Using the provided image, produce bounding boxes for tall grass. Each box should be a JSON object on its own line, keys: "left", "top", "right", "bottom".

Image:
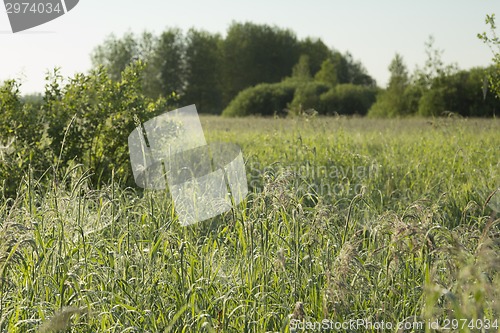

{"left": 0, "top": 117, "right": 499, "bottom": 332}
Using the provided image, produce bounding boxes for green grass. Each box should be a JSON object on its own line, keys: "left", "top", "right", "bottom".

{"left": 1, "top": 117, "right": 499, "bottom": 332}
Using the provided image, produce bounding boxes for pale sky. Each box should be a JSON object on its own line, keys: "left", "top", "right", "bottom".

{"left": 0, "top": 0, "right": 498, "bottom": 94}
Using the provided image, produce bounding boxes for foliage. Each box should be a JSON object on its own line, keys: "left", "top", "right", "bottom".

{"left": 291, "top": 55, "right": 312, "bottom": 81}
{"left": 464, "top": 67, "right": 500, "bottom": 116}
{"left": 183, "top": 29, "right": 224, "bottom": 114}
{"left": 91, "top": 23, "right": 375, "bottom": 113}
{"left": 287, "top": 81, "right": 330, "bottom": 114}
{"left": 418, "top": 67, "right": 500, "bottom": 117}
{"left": 221, "top": 22, "right": 301, "bottom": 105}
{"left": 412, "top": 36, "right": 458, "bottom": 91}
{"left": 297, "top": 37, "right": 333, "bottom": 76}
{"left": 367, "top": 36, "right": 500, "bottom": 118}
{"left": 222, "top": 48, "right": 378, "bottom": 117}
{"left": 222, "top": 81, "right": 299, "bottom": 117}
{"left": 314, "top": 58, "right": 338, "bottom": 86}
{"left": 222, "top": 80, "right": 377, "bottom": 117}
{"left": 0, "top": 80, "right": 47, "bottom": 198}
{"left": 368, "top": 53, "right": 411, "bottom": 117}
{"left": 319, "top": 83, "right": 378, "bottom": 115}
{"left": 478, "top": 14, "right": 500, "bottom": 100}
{"left": 0, "top": 63, "right": 173, "bottom": 197}
{"left": 151, "top": 28, "right": 186, "bottom": 98}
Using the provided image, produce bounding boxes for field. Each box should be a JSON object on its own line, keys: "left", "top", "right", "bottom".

{"left": 1, "top": 116, "right": 499, "bottom": 332}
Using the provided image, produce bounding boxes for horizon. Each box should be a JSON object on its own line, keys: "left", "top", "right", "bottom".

{"left": 0, "top": 0, "right": 498, "bottom": 95}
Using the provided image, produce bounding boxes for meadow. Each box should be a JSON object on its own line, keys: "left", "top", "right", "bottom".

{"left": 0, "top": 116, "right": 499, "bottom": 332}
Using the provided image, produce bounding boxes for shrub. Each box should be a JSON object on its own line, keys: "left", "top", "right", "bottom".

{"left": 223, "top": 81, "right": 377, "bottom": 117}
{"left": 42, "top": 62, "right": 172, "bottom": 185}
{"left": 417, "top": 67, "right": 500, "bottom": 117}
{"left": 0, "top": 80, "right": 48, "bottom": 198}
{"left": 0, "top": 62, "right": 174, "bottom": 198}
{"left": 222, "top": 81, "right": 299, "bottom": 117}
{"left": 287, "top": 81, "right": 330, "bottom": 114}
{"left": 417, "top": 87, "right": 447, "bottom": 117}
{"left": 319, "top": 84, "right": 378, "bottom": 115}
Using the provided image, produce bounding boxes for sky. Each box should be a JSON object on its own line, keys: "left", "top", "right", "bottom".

{"left": 0, "top": 0, "right": 499, "bottom": 94}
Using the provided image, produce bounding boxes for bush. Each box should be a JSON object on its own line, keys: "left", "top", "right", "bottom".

{"left": 0, "top": 62, "right": 174, "bottom": 198}
{"left": 417, "top": 87, "right": 447, "bottom": 117}
{"left": 222, "top": 81, "right": 299, "bottom": 117}
{"left": 466, "top": 67, "right": 500, "bottom": 117}
{"left": 319, "top": 84, "right": 378, "bottom": 115}
{"left": 223, "top": 80, "right": 378, "bottom": 117}
{"left": 368, "top": 86, "right": 421, "bottom": 118}
{"left": 42, "top": 62, "right": 173, "bottom": 185}
{"left": 287, "top": 81, "right": 330, "bottom": 113}
{"left": 0, "top": 80, "right": 48, "bottom": 198}
{"left": 418, "top": 67, "right": 500, "bottom": 117}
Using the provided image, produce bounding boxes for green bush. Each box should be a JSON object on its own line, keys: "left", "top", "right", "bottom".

{"left": 418, "top": 67, "right": 500, "bottom": 117}
{"left": 0, "top": 62, "right": 174, "bottom": 198}
{"left": 222, "top": 81, "right": 299, "bottom": 116}
{"left": 319, "top": 84, "right": 378, "bottom": 115}
{"left": 287, "top": 81, "right": 330, "bottom": 114}
{"left": 223, "top": 80, "right": 378, "bottom": 117}
{"left": 43, "top": 62, "right": 174, "bottom": 186}
{"left": 0, "top": 80, "right": 48, "bottom": 198}
{"left": 368, "top": 86, "right": 420, "bottom": 118}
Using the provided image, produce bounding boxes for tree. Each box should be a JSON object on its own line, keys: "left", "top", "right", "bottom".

{"left": 91, "top": 30, "right": 185, "bottom": 99}
{"left": 464, "top": 67, "right": 499, "bottom": 117}
{"left": 413, "top": 36, "right": 457, "bottom": 90}
{"left": 343, "top": 52, "right": 376, "bottom": 86}
{"left": 314, "top": 52, "right": 375, "bottom": 87}
{"left": 90, "top": 23, "right": 376, "bottom": 111}
{"left": 388, "top": 53, "right": 409, "bottom": 88}
{"left": 149, "top": 28, "right": 185, "bottom": 98}
{"left": 91, "top": 31, "right": 170, "bottom": 98}
{"left": 288, "top": 82, "right": 330, "bottom": 113}
{"left": 183, "top": 29, "right": 223, "bottom": 113}
{"left": 91, "top": 32, "right": 139, "bottom": 81}
{"left": 298, "top": 38, "right": 333, "bottom": 76}
{"left": 291, "top": 55, "right": 312, "bottom": 81}
{"left": 330, "top": 52, "right": 350, "bottom": 84}
{"left": 221, "top": 22, "right": 300, "bottom": 104}
{"left": 418, "top": 67, "right": 500, "bottom": 117}
{"left": 368, "top": 53, "right": 410, "bottom": 117}
{"left": 410, "top": 36, "right": 458, "bottom": 116}
{"left": 478, "top": 14, "right": 500, "bottom": 100}
{"left": 314, "top": 58, "right": 338, "bottom": 86}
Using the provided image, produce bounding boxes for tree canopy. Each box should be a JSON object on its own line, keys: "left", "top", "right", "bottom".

{"left": 22, "top": 20, "right": 500, "bottom": 118}
{"left": 90, "top": 22, "right": 375, "bottom": 114}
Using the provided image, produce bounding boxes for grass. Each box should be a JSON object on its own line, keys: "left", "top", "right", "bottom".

{"left": 0, "top": 116, "right": 499, "bottom": 332}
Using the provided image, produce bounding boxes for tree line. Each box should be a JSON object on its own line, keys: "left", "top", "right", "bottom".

{"left": 223, "top": 35, "right": 499, "bottom": 117}
{"left": 91, "top": 22, "right": 500, "bottom": 117}
{"left": 91, "top": 22, "right": 375, "bottom": 114}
